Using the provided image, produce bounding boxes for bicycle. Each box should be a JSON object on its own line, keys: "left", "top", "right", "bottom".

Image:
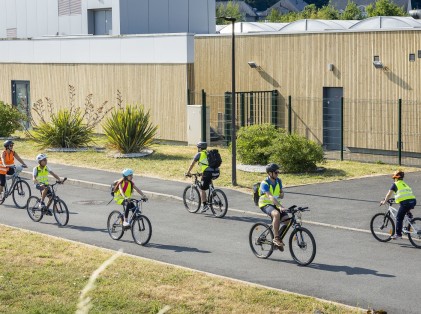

{"left": 370, "top": 198, "right": 421, "bottom": 248}
{"left": 183, "top": 173, "right": 228, "bottom": 218}
{"left": 26, "top": 178, "right": 69, "bottom": 226}
{"left": 0, "top": 164, "right": 31, "bottom": 209}
{"left": 249, "top": 205, "right": 316, "bottom": 266}
{"left": 107, "top": 198, "right": 152, "bottom": 246}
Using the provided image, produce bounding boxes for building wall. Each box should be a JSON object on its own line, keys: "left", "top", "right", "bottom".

{"left": 194, "top": 30, "right": 421, "bottom": 152}
{"left": 0, "top": 63, "right": 192, "bottom": 142}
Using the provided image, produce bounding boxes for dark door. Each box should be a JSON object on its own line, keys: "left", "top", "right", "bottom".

{"left": 323, "top": 87, "right": 343, "bottom": 150}
{"left": 11, "top": 80, "right": 30, "bottom": 128}
{"left": 89, "top": 9, "right": 112, "bottom": 35}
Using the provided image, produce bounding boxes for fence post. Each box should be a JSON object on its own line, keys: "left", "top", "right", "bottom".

{"left": 187, "top": 88, "right": 190, "bottom": 106}
{"left": 249, "top": 92, "right": 254, "bottom": 125}
{"left": 271, "top": 90, "right": 278, "bottom": 127}
{"left": 240, "top": 93, "right": 245, "bottom": 127}
{"left": 340, "top": 97, "right": 344, "bottom": 161}
{"left": 288, "top": 95, "right": 292, "bottom": 134}
{"left": 224, "top": 92, "right": 231, "bottom": 142}
{"left": 398, "top": 98, "right": 402, "bottom": 166}
{"left": 201, "top": 90, "right": 207, "bottom": 143}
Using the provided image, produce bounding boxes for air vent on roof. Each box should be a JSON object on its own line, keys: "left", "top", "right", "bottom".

{"left": 6, "top": 28, "right": 17, "bottom": 38}
{"left": 59, "top": 0, "right": 81, "bottom": 16}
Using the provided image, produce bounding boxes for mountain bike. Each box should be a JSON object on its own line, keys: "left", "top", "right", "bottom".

{"left": 107, "top": 198, "right": 152, "bottom": 246}
{"left": 26, "top": 178, "right": 69, "bottom": 226}
{"left": 183, "top": 173, "right": 228, "bottom": 218}
{"left": 0, "top": 165, "right": 31, "bottom": 208}
{"left": 370, "top": 198, "right": 421, "bottom": 248}
{"left": 249, "top": 205, "right": 316, "bottom": 266}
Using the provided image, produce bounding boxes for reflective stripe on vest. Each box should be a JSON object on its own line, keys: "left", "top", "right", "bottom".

{"left": 36, "top": 166, "right": 49, "bottom": 184}
{"left": 198, "top": 151, "right": 208, "bottom": 173}
{"left": 395, "top": 180, "right": 416, "bottom": 203}
{"left": 114, "top": 181, "right": 132, "bottom": 205}
{"left": 258, "top": 180, "right": 282, "bottom": 208}
{"left": 0, "top": 151, "right": 14, "bottom": 175}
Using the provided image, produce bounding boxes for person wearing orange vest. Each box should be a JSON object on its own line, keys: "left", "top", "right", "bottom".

{"left": 259, "top": 163, "right": 288, "bottom": 250}
{"left": 0, "top": 140, "right": 27, "bottom": 199}
{"left": 114, "top": 168, "right": 148, "bottom": 227}
{"left": 380, "top": 170, "right": 417, "bottom": 239}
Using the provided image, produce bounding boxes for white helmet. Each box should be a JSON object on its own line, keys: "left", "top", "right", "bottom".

{"left": 36, "top": 154, "right": 47, "bottom": 163}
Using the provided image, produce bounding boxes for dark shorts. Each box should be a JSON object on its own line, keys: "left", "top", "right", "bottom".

{"left": 0, "top": 168, "right": 15, "bottom": 187}
{"left": 200, "top": 171, "right": 213, "bottom": 190}
{"left": 260, "top": 204, "right": 288, "bottom": 219}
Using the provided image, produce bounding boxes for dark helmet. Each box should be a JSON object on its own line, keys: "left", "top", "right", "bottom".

{"left": 196, "top": 142, "right": 208, "bottom": 150}
{"left": 3, "top": 140, "right": 14, "bottom": 148}
{"left": 266, "top": 163, "right": 280, "bottom": 173}
{"left": 392, "top": 170, "right": 404, "bottom": 179}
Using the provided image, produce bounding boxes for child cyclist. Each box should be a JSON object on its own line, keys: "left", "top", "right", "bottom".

{"left": 0, "top": 140, "right": 27, "bottom": 198}
{"left": 114, "top": 168, "right": 148, "bottom": 227}
{"left": 33, "top": 154, "right": 63, "bottom": 211}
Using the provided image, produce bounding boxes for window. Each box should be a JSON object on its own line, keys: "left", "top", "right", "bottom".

{"left": 88, "top": 9, "right": 112, "bottom": 35}
{"left": 409, "top": 53, "right": 415, "bottom": 62}
{"left": 11, "top": 81, "right": 30, "bottom": 128}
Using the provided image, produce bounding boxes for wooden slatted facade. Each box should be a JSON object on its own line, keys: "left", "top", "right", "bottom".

{"left": 194, "top": 30, "right": 421, "bottom": 153}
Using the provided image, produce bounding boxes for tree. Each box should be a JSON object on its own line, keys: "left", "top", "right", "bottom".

{"left": 267, "top": 8, "right": 283, "bottom": 22}
{"left": 216, "top": 1, "right": 244, "bottom": 24}
{"left": 316, "top": 4, "right": 340, "bottom": 19}
{"left": 341, "top": 1, "right": 364, "bottom": 20}
{"left": 366, "top": 0, "right": 407, "bottom": 17}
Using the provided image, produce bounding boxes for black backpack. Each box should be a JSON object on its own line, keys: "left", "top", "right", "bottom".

{"left": 252, "top": 182, "right": 261, "bottom": 206}
{"left": 207, "top": 149, "right": 222, "bottom": 169}
{"left": 110, "top": 180, "right": 119, "bottom": 196}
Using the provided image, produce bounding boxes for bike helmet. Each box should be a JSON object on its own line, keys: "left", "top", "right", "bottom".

{"left": 36, "top": 154, "right": 47, "bottom": 163}
{"left": 196, "top": 141, "right": 208, "bottom": 150}
{"left": 122, "top": 168, "right": 134, "bottom": 177}
{"left": 3, "top": 140, "right": 14, "bottom": 149}
{"left": 392, "top": 170, "right": 404, "bottom": 179}
{"left": 266, "top": 163, "right": 280, "bottom": 173}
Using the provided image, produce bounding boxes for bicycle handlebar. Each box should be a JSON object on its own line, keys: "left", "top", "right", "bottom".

{"left": 285, "top": 205, "right": 309, "bottom": 213}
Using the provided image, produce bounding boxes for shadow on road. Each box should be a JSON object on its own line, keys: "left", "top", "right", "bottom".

{"left": 147, "top": 243, "right": 211, "bottom": 253}
{"left": 214, "top": 215, "right": 264, "bottom": 224}
{"left": 286, "top": 191, "right": 379, "bottom": 204}
{"left": 307, "top": 262, "right": 395, "bottom": 277}
{"left": 66, "top": 224, "right": 108, "bottom": 233}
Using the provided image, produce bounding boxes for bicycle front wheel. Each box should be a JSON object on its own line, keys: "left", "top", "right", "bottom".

{"left": 131, "top": 215, "right": 152, "bottom": 246}
{"left": 407, "top": 217, "right": 421, "bottom": 249}
{"left": 53, "top": 199, "right": 69, "bottom": 226}
{"left": 289, "top": 227, "right": 316, "bottom": 266}
{"left": 370, "top": 213, "right": 395, "bottom": 242}
{"left": 107, "top": 210, "right": 124, "bottom": 240}
{"left": 12, "top": 180, "right": 31, "bottom": 209}
{"left": 249, "top": 223, "right": 274, "bottom": 259}
{"left": 26, "top": 196, "right": 43, "bottom": 222}
{"left": 183, "top": 186, "right": 201, "bottom": 213}
{"left": 209, "top": 189, "right": 228, "bottom": 218}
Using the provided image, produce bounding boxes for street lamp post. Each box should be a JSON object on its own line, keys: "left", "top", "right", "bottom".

{"left": 223, "top": 16, "right": 237, "bottom": 186}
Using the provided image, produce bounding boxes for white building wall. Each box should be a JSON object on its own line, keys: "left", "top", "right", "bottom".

{"left": 0, "top": 0, "right": 7, "bottom": 38}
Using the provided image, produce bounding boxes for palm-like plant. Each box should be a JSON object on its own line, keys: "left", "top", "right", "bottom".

{"left": 103, "top": 105, "right": 158, "bottom": 154}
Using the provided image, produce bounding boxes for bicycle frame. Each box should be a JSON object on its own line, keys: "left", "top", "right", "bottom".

{"left": 190, "top": 173, "right": 215, "bottom": 203}
{"left": 4, "top": 167, "right": 23, "bottom": 197}
{"left": 384, "top": 201, "right": 415, "bottom": 233}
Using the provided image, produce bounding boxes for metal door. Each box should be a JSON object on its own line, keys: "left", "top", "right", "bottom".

{"left": 11, "top": 81, "right": 30, "bottom": 128}
{"left": 323, "top": 87, "right": 343, "bottom": 150}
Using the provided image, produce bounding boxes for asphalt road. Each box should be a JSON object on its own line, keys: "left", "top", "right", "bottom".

{"left": 1, "top": 181, "right": 420, "bottom": 313}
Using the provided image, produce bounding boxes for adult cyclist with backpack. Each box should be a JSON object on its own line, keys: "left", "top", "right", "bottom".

{"left": 258, "top": 163, "right": 288, "bottom": 250}
{"left": 186, "top": 141, "right": 221, "bottom": 212}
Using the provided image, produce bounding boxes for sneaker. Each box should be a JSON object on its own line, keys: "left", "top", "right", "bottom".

{"left": 391, "top": 234, "right": 402, "bottom": 240}
{"left": 46, "top": 209, "right": 53, "bottom": 216}
{"left": 38, "top": 202, "right": 45, "bottom": 209}
{"left": 200, "top": 204, "right": 210, "bottom": 213}
{"left": 123, "top": 221, "right": 130, "bottom": 227}
{"left": 273, "top": 237, "right": 284, "bottom": 251}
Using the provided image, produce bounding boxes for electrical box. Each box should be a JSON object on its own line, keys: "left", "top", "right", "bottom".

{"left": 187, "top": 105, "right": 210, "bottom": 146}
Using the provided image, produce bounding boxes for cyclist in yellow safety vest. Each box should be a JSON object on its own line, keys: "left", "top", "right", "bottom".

{"left": 380, "top": 170, "right": 417, "bottom": 239}
{"left": 114, "top": 168, "right": 148, "bottom": 227}
{"left": 33, "top": 154, "right": 63, "bottom": 211}
{"left": 259, "top": 163, "right": 288, "bottom": 251}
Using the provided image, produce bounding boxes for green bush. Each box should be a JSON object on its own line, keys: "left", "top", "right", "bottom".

{"left": 31, "top": 109, "right": 94, "bottom": 148}
{"left": 103, "top": 105, "right": 158, "bottom": 154}
{"left": 0, "top": 101, "right": 27, "bottom": 137}
{"left": 272, "top": 133, "right": 325, "bottom": 173}
{"left": 236, "top": 124, "right": 282, "bottom": 165}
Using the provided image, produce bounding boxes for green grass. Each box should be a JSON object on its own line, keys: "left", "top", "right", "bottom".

{"left": 0, "top": 225, "right": 362, "bottom": 314}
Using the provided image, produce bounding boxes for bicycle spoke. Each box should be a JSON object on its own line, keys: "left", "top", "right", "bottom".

{"left": 370, "top": 213, "right": 394, "bottom": 242}
{"left": 407, "top": 217, "right": 421, "bottom": 248}
{"left": 53, "top": 200, "right": 69, "bottom": 226}
{"left": 107, "top": 210, "right": 124, "bottom": 240}
{"left": 289, "top": 227, "right": 316, "bottom": 266}
{"left": 131, "top": 215, "right": 152, "bottom": 246}
{"left": 12, "top": 180, "right": 31, "bottom": 209}
{"left": 249, "top": 223, "right": 274, "bottom": 259}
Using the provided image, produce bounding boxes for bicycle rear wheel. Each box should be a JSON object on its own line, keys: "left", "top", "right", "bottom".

{"left": 209, "top": 189, "right": 228, "bottom": 218}
{"left": 183, "top": 186, "right": 201, "bottom": 213}
{"left": 26, "top": 196, "right": 43, "bottom": 222}
{"left": 249, "top": 223, "right": 274, "bottom": 259}
{"left": 131, "top": 215, "right": 152, "bottom": 246}
{"left": 53, "top": 199, "right": 69, "bottom": 226}
{"left": 12, "top": 180, "right": 31, "bottom": 209}
{"left": 370, "top": 213, "right": 395, "bottom": 242}
{"left": 289, "top": 227, "right": 316, "bottom": 266}
{"left": 107, "top": 210, "right": 124, "bottom": 240}
{"left": 407, "top": 217, "right": 421, "bottom": 249}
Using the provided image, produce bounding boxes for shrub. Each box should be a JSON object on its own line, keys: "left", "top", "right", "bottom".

{"left": 103, "top": 104, "right": 158, "bottom": 154}
{"left": 236, "top": 124, "right": 284, "bottom": 165}
{"left": 0, "top": 101, "right": 27, "bottom": 137}
{"left": 272, "top": 133, "right": 324, "bottom": 173}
